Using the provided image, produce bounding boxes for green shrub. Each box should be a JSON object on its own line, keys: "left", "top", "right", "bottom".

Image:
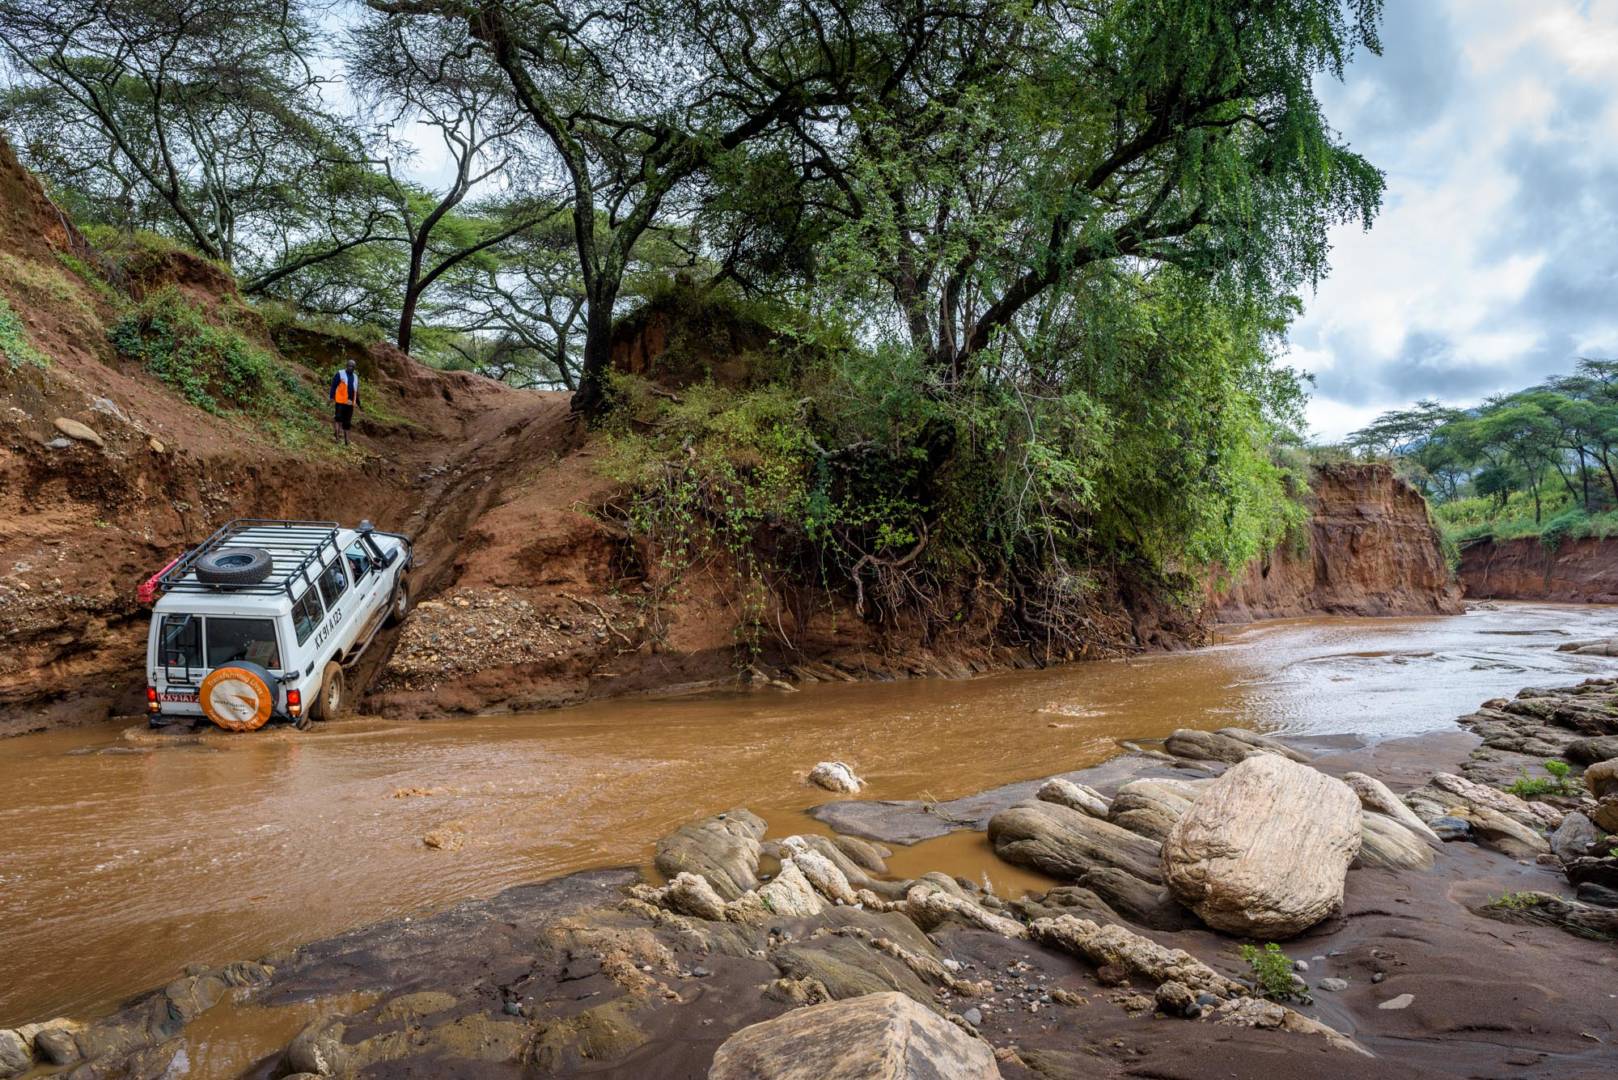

{"left": 0, "top": 294, "right": 47, "bottom": 368}
{"left": 1239, "top": 943, "right": 1298, "bottom": 1001}
{"left": 1539, "top": 508, "right": 1584, "bottom": 552}
{"left": 108, "top": 286, "right": 319, "bottom": 441}
{"left": 597, "top": 273, "right": 1309, "bottom": 663}
{"left": 1505, "top": 759, "right": 1580, "bottom": 798}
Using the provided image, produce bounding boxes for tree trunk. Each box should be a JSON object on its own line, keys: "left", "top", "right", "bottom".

{"left": 571, "top": 287, "right": 618, "bottom": 418}
{"left": 1599, "top": 446, "right": 1618, "bottom": 503}
{"left": 397, "top": 287, "right": 420, "bottom": 354}
{"left": 398, "top": 242, "right": 426, "bottom": 353}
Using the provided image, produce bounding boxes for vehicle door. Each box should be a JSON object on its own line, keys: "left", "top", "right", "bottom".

{"left": 153, "top": 612, "right": 207, "bottom": 712}
{"left": 343, "top": 540, "right": 386, "bottom": 632}
{"left": 314, "top": 557, "right": 353, "bottom": 658}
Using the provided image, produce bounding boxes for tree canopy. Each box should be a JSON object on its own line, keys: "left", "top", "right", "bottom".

{"left": 1, "top": 0, "right": 1391, "bottom": 650}
{"left": 1348, "top": 359, "right": 1618, "bottom": 531}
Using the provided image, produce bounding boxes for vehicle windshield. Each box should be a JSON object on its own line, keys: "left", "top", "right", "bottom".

{"left": 205, "top": 617, "right": 281, "bottom": 669}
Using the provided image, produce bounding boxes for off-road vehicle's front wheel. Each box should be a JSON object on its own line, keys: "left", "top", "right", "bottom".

{"left": 311, "top": 662, "right": 345, "bottom": 723}
{"left": 384, "top": 575, "right": 412, "bottom": 627}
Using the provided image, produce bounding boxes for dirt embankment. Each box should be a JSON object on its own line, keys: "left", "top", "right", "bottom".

{"left": 1214, "top": 463, "right": 1463, "bottom": 622}
{"left": 1459, "top": 537, "right": 1618, "bottom": 604}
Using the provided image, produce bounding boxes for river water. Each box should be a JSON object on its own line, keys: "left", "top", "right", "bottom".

{"left": 3, "top": 602, "right": 1616, "bottom": 1029}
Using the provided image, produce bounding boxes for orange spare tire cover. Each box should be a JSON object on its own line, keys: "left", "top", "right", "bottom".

{"left": 200, "top": 665, "right": 274, "bottom": 731}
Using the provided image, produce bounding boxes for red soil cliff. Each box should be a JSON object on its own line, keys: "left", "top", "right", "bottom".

{"left": 1215, "top": 463, "right": 1462, "bottom": 622}
{"left": 1458, "top": 537, "right": 1618, "bottom": 603}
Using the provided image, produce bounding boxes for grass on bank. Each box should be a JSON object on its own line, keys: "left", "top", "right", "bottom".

{"left": 0, "top": 292, "right": 48, "bottom": 368}
{"left": 1434, "top": 488, "right": 1618, "bottom": 550}
{"left": 108, "top": 285, "right": 326, "bottom": 448}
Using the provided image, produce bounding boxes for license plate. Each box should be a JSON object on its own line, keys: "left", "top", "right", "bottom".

{"left": 160, "top": 690, "right": 198, "bottom": 703}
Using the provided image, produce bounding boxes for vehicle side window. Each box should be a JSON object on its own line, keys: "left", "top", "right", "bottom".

{"left": 318, "top": 558, "right": 348, "bottom": 609}
{"left": 345, "top": 543, "right": 374, "bottom": 584}
{"left": 292, "top": 586, "right": 324, "bottom": 645}
{"left": 160, "top": 614, "right": 202, "bottom": 668}
{"left": 206, "top": 617, "right": 281, "bottom": 669}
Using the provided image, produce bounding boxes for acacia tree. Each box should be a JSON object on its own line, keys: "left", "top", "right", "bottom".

{"left": 348, "top": 12, "right": 568, "bottom": 352}
{"left": 0, "top": 0, "right": 381, "bottom": 283}
{"left": 422, "top": 211, "right": 585, "bottom": 386}
{"left": 367, "top": 0, "right": 895, "bottom": 415}
{"left": 743, "top": 0, "right": 1387, "bottom": 380}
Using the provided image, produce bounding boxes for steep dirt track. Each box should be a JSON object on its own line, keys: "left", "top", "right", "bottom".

{"left": 344, "top": 392, "right": 577, "bottom": 700}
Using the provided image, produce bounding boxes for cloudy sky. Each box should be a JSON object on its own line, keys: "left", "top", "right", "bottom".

{"left": 1289, "top": 0, "right": 1618, "bottom": 442}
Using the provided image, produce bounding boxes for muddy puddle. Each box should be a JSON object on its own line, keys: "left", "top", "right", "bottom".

{"left": 3, "top": 602, "right": 1617, "bottom": 1032}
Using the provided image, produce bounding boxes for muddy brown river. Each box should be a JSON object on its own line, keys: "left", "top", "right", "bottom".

{"left": 4, "top": 603, "right": 1617, "bottom": 1034}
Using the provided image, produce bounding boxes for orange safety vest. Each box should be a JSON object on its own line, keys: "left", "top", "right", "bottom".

{"left": 334, "top": 376, "right": 350, "bottom": 405}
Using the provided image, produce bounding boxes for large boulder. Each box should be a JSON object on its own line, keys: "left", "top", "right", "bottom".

{"left": 1593, "top": 797, "right": 1618, "bottom": 834}
{"left": 1106, "top": 779, "right": 1197, "bottom": 841}
{"left": 0, "top": 1030, "right": 30, "bottom": 1079}
{"left": 1343, "top": 772, "right": 1442, "bottom": 845}
{"left": 1161, "top": 755, "right": 1361, "bottom": 939}
{"left": 809, "top": 762, "right": 864, "bottom": 793}
{"left": 1429, "top": 772, "right": 1561, "bottom": 830}
{"left": 1356, "top": 811, "right": 1434, "bottom": 871}
{"left": 988, "top": 800, "right": 1163, "bottom": 883}
{"left": 1036, "top": 777, "right": 1109, "bottom": 818}
{"left": 1551, "top": 812, "right": 1601, "bottom": 863}
{"left": 757, "top": 859, "right": 827, "bottom": 918}
{"left": 1078, "top": 867, "right": 1195, "bottom": 931}
{"left": 708, "top": 991, "right": 1001, "bottom": 1080}
{"left": 654, "top": 809, "right": 766, "bottom": 900}
{"left": 1584, "top": 758, "right": 1618, "bottom": 799}
{"left": 1466, "top": 804, "right": 1552, "bottom": 858}
{"left": 1163, "top": 728, "right": 1261, "bottom": 764}
{"left": 1566, "top": 735, "right": 1618, "bottom": 765}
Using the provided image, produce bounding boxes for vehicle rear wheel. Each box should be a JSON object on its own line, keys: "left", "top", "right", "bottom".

{"left": 384, "top": 574, "right": 412, "bottom": 627}
{"left": 311, "top": 662, "right": 345, "bottom": 723}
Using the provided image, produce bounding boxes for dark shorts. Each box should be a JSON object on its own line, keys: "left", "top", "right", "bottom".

{"left": 334, "top": 403, "right": 354, "bottom": 428}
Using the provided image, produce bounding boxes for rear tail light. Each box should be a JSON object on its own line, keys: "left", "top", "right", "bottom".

{"left": 287, "top": 689, "right": 302, "bottom": 717}
{"left": 146, "top": 686, "right": 159, "bottom": 714}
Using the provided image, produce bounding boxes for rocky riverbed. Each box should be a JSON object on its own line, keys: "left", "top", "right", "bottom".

{"left": 6, "top": 679, "right": 1618, "bottom": 1079}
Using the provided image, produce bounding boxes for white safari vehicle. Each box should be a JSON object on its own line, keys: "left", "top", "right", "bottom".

{"left": 144, "top": 519, "right": 413, "bottom": 731}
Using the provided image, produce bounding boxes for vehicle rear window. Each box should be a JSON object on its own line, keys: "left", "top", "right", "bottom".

{"left": 318, "top": 558, "right": 348, "bottom": 609}
{"left": 159, "top": 614, "right": 202, "bottom": 668}
{"left": 206, "top": 617, "right": 281, "bottom": 669}
{"left": 291, "top": 586, "right": 324, "bottom": 645}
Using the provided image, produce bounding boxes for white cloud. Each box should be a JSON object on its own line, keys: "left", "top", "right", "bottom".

{"left": 1289, "top": 0, "right": 1618, "bottom": 442}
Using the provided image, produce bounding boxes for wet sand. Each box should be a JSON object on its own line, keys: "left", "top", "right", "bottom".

{"left": 3, "top": 602, "right": 1616, "bottom": 1028}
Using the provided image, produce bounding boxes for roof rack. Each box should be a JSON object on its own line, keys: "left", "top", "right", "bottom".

{"left": 157, "top": 519, "right": 343, "bottom": 600}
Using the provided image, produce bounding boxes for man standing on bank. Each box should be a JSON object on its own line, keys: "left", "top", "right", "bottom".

{"left": 330, "top": 358, "right": 359, "bottom": 446}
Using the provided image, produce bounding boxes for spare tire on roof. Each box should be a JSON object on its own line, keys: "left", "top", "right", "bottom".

{"left": 195, "top": 547, "right": 274, "bottom": 585}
